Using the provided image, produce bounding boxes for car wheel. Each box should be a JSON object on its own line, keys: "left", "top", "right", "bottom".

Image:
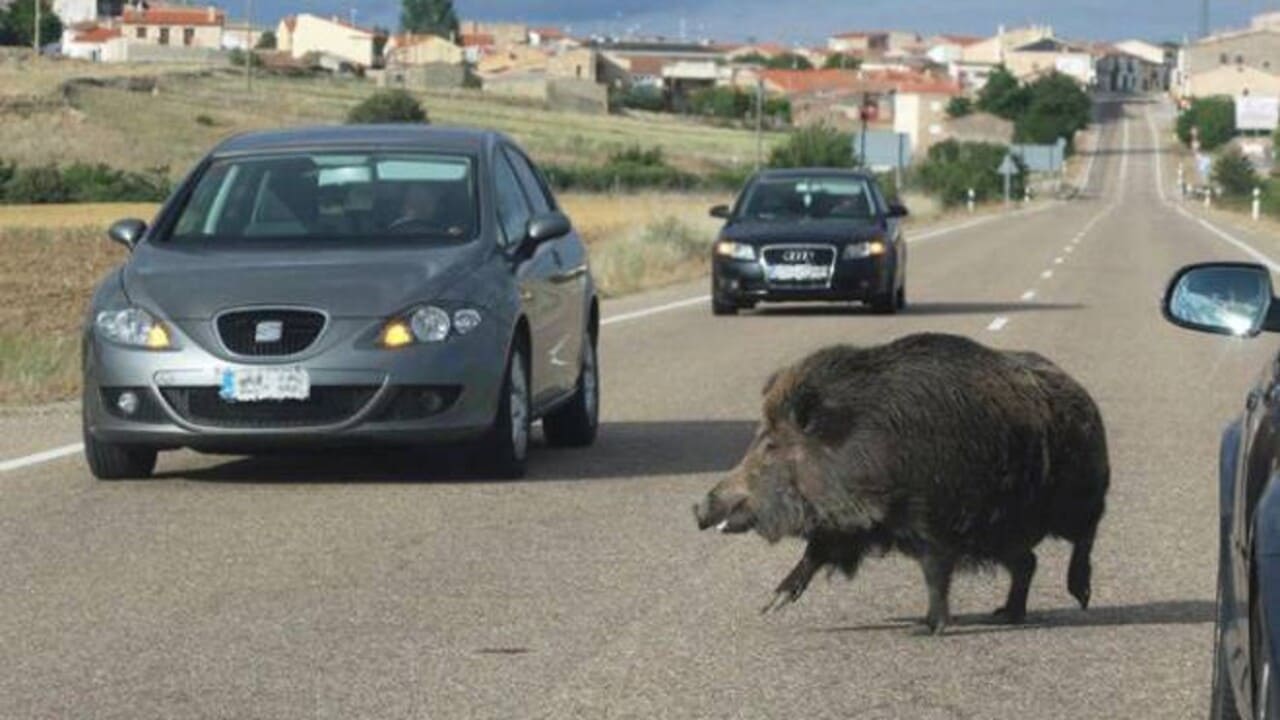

{"left": 543, "top": 335, "right": 599, "bottom": 448}
{"left": 870, "top": 290, "right": 897, "bottom": 315}
{"left": 476, "top": 345, "right": 530, "bottom": 479}
{"left": 1211, "top": 565, "right": 1244, "bottom": 720}
{"left": 82, "top": 411, "right": 157, "bottom": 481}
{"left": 712, "top": 295, "right": 739, "bottom": 316}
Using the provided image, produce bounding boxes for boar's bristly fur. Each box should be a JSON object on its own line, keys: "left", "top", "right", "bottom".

{"left": 693, "top": 333, "right": 1109, "bottom": 634}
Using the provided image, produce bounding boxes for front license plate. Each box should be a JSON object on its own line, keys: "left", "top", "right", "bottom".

{"left": 219, "top": 367, "right": 311, "bottom": 402}
{"left": 768, "top": 264, "right": 829, "bottom": 282}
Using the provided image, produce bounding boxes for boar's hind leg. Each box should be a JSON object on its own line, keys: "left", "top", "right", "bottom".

{"left": 919, "top": 552, "right": 956, "bottom": 636}
{"left": 1067, "top": 524, "right": 1096, "bottom": 610}
{"left": 993, "top": 548, "right": 1037, "bottom": 624}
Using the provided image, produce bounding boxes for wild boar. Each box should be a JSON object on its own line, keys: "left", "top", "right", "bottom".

{"left": 693, "top": 333, "right": 1109, "bottom": 635}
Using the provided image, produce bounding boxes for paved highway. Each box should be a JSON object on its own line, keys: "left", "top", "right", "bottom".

{"left": 3, "top": 99, "right": 1278, "bottom": 718}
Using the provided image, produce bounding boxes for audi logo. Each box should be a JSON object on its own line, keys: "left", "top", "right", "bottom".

{"left": 781, "top": 249, "right": 815, "bottom": 263}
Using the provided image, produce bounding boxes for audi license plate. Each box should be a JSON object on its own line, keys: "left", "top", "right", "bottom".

{"left": 768, "top": 264, "right": 829, "bottom": 282}
{"left": 219, "top": 367, "right": 310, "bottom": 403}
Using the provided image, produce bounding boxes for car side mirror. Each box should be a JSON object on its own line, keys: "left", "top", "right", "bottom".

{"left": 108, "top": 218, "right": 147, "bottom": 250}
{"left": 886, "top": 203, "right": 909, "bottom": 219}
{"left": 1163, "top": 262, "right": 1276, "bottom": 338}
{"left": 709, "top": 204, "right": 731, "bottom": 219}
{"left": 525, "top": 211, "right": 571, "bottom": 247}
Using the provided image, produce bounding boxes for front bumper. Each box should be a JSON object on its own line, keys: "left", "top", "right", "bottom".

{"left": 84, "top": 316, "right": 508, "bottom": 452}
{"left": 712, "top": 255, "right": 894, "bottom": 303}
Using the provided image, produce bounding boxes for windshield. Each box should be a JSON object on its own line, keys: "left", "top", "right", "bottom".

{"left": 738, "top": 176, "right": 879, "bottom": 221}
{"left": 168, "top": 151, "right": 477, "bottom": 242}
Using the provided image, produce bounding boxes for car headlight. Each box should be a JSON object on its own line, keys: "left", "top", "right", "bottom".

{"left": 843, "top": 240, "right": 887, "bottom": 260}
{"left": 95, "top": 307, "right": 174, "bottom": 350}
{"left": 381, "top": 305, "right": 482, "bottom": 348}
{"left": 715, "top": 241, "right": 756, "bottom": 261}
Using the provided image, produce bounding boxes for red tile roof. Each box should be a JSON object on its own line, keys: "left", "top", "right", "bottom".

{"left": 936, "top": 34, "right": 984, "bottom": 47}
{"left": 762, "top": 69, "right": 860, "bottom": 94}
{"left": 459, "top": 33, "right": 494, "bottom": 47}
{"left": 73, "top": 26, "right": 121, "bottom": 43}
{"left": 532, "top": 26, "right": 567, "bottom": 39}
{"left": 122, "top": 5, "right": 225, "bottom": 27}
{"left": 627, "top": 56, "right": 671, "bottom": 76}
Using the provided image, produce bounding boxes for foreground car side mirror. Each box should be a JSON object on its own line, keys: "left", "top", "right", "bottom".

{"left": 709, "top": 204, "right": 731, "bottom": 219}
{"left": 1163, "top": 262, "right": 1277, "bottom": 338}
{"left": 108, "top": 218, "right": 147, "bottom": 251}
{"left": 525, "top": 211, "right": 571, "bottom": 247}
{"left": 886, "top": 203, "right": 909, "bottom": 219}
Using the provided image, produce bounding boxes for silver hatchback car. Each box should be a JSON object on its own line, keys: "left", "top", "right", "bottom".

{"left": 82, "top": 125, "right": 599, "bottom": 480}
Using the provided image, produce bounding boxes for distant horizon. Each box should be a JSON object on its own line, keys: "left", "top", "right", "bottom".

{"left": 228, "top": 0, "right": 1280, "bottom": 45}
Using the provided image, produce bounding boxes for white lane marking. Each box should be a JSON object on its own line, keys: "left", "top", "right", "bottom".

{"left": 1020, "top": 290, "right": 1037, "bottom": 301}
{"left": 1118, "top": 115, "right": 1130, "bottom": 197}
{"left": 601, "top": 295, "right": 710, "bottom": 326}
{"left": 1174, "top": 205, "right": 1280, "bottom": 272}
{"left": 987, "top": 316, "right": 1010, "bottom": 332}
{"left": 1054, "top": 257, "right": 1064, "bottom": 264}
{"left": 1041, "top": 270, "right": 1054, "bottom": 279}
{"left": 1144, "top": 107, "right": 1169, "bottom": 203}
{"left": 0, "top": 443, "right": 83, "bottom": 474}
{"left": 1065, "top": 246, "right": 1074, "bottom": 254}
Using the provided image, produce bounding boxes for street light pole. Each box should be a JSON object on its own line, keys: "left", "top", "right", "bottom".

{"left": 245, "top": 0, "right": 254, "bottom": 91}
{"left": 34, "top": 0, "right": 41, "bottom": 54}
{"left": 755, "top": 78, "right": 764, "bottom": 170}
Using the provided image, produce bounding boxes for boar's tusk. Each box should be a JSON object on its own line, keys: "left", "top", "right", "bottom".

{"left": 715, "top": 520, "right": 729, "bottom": 532}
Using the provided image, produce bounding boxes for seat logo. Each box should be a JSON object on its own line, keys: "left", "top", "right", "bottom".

{"left": 781, "top": 249, "right": 815, "bottom": 264}
{"left": 255, "top": 320, "right": 284, "bottom": 343}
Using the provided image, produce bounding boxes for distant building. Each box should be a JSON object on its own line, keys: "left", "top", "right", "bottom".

{"left": 1004, "top": 37, "right": 1095, "bottom": 86}
{"left": 53, "top": 0, "right": 97, "bottom": 26}
{"left": 277, "top": 13, "right": 375, "bottom": 68}
{"left": 1096, "top": 48, "right": 1166, "bottom": 93}
{"left": 62, "top": 25, "right": 120, "bottom": 60}
{"left": 1183, "top": 63, "right": 1280, "bottom": 99}
{"left": 827, "top": 31, "right": 888, "bottom": 56}
{"left": 893, "top": 77, "right": 963, "bottom": 154}
{"left": 122, "top": 4, "right": 225, "bottom": 49}
{"left": 961, "top": 25, "right": 1052, "bottom": 65}
{"left": 459, "top": 20, "right": 528, "bottom": 48}
{"left": 1181, "top": 26, "right": 1280, "bottom": 83}
{"left": 386, "top": 33, "right": 464, "bottom": 66}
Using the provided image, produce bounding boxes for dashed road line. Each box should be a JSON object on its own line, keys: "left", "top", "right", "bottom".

{"left": 1041, "top": 270, "right": 1054, "bottom": 279}
{"left": 1020, "top": 290, "right": 1037, "bottom": 301}
{"left": 986, "top": 316, "right": 1010, "bottom": 332}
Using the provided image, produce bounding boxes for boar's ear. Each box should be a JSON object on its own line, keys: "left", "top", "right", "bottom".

{"left": 762, "top": 369, "right": 782, "bottom": 396}
{"left": 790, "top": 383, "right": 830, "bottom": 437}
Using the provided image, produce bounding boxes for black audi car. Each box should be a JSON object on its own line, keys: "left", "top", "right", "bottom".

{"left": 1162, "top": 262, "right": 1280, "bottom": 719}
{"left": 709, "top": 168, "right": 908, "bottom": 315}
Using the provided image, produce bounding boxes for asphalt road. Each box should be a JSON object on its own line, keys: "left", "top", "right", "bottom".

{"left": 3, "top": 98, "right": 1279, "bottom": 719}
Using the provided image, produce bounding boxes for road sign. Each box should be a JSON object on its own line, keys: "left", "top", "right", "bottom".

{"left": 998, "top": 155, "right": 1019, "bottom": 176}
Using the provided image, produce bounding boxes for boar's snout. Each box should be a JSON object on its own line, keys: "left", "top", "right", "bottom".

{"left": 693, "top": 482, "right": 755, "bottom": 534}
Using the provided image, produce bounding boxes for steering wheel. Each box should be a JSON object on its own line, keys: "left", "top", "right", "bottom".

{"left": 387, "top": 216, "right": 437, "bottom": 232}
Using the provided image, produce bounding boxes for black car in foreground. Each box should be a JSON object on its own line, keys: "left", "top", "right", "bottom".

{"left": 82, "top": 125, "right": 599, "bottom": 481}
{"left": 1163, "top": 262, "right": 1280, "bottom": 719}
{"left": 709, "top": 168, "right": 908, "bottom": 315}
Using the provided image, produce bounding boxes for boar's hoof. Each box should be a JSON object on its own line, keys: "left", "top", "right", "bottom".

{"left": 992, "top": 605, "right": 1027, "bottom": 624}
{"left": 760, "top": 591, "right": 795, "bottom": 615}
{"left": 924, "top": 612, "right": 949, "bottom": 636}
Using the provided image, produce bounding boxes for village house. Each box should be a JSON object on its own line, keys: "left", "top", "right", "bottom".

{"left": 459, "top": 33, "right": 494, "bottom": 63}
{"left": 385, "top": 33, "right": 464, "bottom": 66}
{"left": 1182, "top": 63, "right": 1280, "bottom": 99}
{"left": 459, "top": 21, "right": 528, "bottom": 47}
{"left": 62, "top": 25, "right": 120, "bottom": 61}
{"left": 277, "top": 13, "right": 375, "bottom": 69}
{"left": 926, "top": 34, "right": 983, "bottom": 65}
{"left": 1096, "top": 48, "right": 1165, "bottom": 93}
{"left": 827, "top": 31, "right": 888, "bottom": 57}
{"left": 961, "top": 25, "right": 1052, "bottom": 65}
{"left": 1003, "top": 36, "right": 1095, "bottom": 85}
{"left": 1179, "top": 24, "right": 1280, "bottom": 98}
{"left": 892, "top": 77, "right": 963, "bottom": 154}
{"left": 122, "top": 4, "right": 224, "bottom": 49}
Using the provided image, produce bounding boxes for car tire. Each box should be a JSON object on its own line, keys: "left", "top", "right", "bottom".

{"left": 476, "top": 344, "right": 530, "bottom": 479}
{"left": 1210, "top": 565, "right": 1244, "bottom": 720}
{"left": 712, "top": 295, "right": 739, "bottom": 316}
{"left": 870, "top": 290, "right": 897, "bottom": 315}
{"left": 83, "top": 421, "right": 157, "bottom": 481}
{"left": 543, "top": 336, "right": 599, "bottom": 448}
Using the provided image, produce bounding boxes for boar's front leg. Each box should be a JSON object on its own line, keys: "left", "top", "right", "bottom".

{"left": 762, "top": 534, "right": 865, "bottom": 614}
{"left": 919, "top": 550, "right": 956, "bottom": 636}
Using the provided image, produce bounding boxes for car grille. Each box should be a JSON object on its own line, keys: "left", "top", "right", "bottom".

{"left": 160, "top": 386, "right": 379, "bottom": 429}
{"left": 761, "top": 245, "right": 837, "bottom": 289}
{"left": 216, "top": 309, "right": 326, "bottom": 357}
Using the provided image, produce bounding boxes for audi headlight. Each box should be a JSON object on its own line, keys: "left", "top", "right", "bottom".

{"left": 95, "top": 307, "right": 174, "bottom": 350}
{"left": 715, "top": 241, "right": 756, "bottom": 261}
{"left": 381, "top": 305, "right": 482, "bottom": 348}
{"left": 843, "top": 240, "right": 887, "bottom": 260}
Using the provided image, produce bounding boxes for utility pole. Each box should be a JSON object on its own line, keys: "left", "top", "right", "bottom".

{"left": 754, "top": 78, "right": 764, "bottom": 170}
{"left": 245, "top": 0, "right": 254, "bottom": 91}
{"left": 34, "top": 0, "right": 41, "bottom": 54}
{"left": 1200, "top": 0, "right": 1210, "bottom": 39}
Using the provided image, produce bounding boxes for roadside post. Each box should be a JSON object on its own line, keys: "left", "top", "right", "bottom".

{"left": 1177, "top": 165, "right": 1185, "bottom": 198}
{"left": 998, "top": 154, "right": 1018, "bottom": 206}
{"left": 33, "top": 0, "right": 40, "bottom": 52}
{"left": 1254, "top": 187, "right": 1262, "bottom": 221}
{"left": 1024, "top": 187, "right": 1031, "bottom": 205}
{"left": 1205, "top": 187, "right": 1212, "bottom": 209}
{"left": 967, "top": 188, "right": 975, "bottom": 213}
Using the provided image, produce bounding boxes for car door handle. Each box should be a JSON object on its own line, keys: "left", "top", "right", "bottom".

{"left": 551, "top": 264, "right": 587, "bottom": 284}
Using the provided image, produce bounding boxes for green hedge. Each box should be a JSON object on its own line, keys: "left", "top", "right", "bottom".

{"left": 0, "top": 161, "right": 171, "bottom": 204}
{"left": 915, "top": 140, "right": 1025, "bottom": 207}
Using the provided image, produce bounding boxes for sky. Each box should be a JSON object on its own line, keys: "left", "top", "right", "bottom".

{"left": 248, "top": 0, "right": 1280, "bottom": 43}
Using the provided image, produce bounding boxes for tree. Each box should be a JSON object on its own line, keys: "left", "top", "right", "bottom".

{"left": 1176, "top": 96, "right": 1236, "bottom": 151}
{"left": 766, "top": 52, "right": 812, "bottom": 70}
{"left": 0, "top": 0, "right": 63, "bottom": 48}
{"left": 768, "top": 124, "right": 855, "bottom": 168}
{"left": 916, "top": 139, "right": 1026, "bottom": 206}
{"left": 1213, "top": 147, "right": 1259, "bottom": 198}
{"left": 255, "top": 30, "right": 277, "bottom": 50}
{"left": 1014, "top": 72, "right": 1090, "bottom": 149}
{"left": 823, "top": 53, "right": 861, "bottom": 70}
{"left": 946, "top": 97, "right": 973, "bottom": 119}
{"left": 400, "top": 0, "right": 458, "bottom": 38}
{"left": 347, "top": 89, "right": 429, "bottom": 124}
{"left": 976, "top": 66, "right": 1030, "bottom": 121}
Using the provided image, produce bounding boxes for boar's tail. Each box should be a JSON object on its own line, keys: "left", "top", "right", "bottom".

{"left": 1067, "top": 523, "right": 1097, "bottom": 610}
